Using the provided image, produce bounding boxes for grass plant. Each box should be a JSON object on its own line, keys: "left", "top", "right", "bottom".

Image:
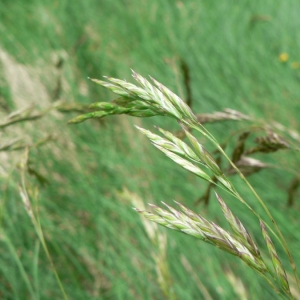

{"left": 69, "top": 71, "right": 300, "bottom": 299}
{"left": 1, "top": 1, "right": 300, "bottom": 299}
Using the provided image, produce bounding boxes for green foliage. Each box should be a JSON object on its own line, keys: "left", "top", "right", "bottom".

{"left": 0, "top": 0, "right": 300, "bottom": 299}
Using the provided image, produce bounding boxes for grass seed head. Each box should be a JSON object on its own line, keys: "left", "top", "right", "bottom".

{"left": 137, "top": 201, "right": 267, "bottom": 273}
{"left": 216, "top": 193, "right": 261, "bottom": 257}
{"left": 183, "top": 129, "right": 223, "bottom": 176}
{"left": 260, "top": 221, "right": 291, "bottom": 294}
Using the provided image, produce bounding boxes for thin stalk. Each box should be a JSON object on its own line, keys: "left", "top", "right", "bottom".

{"left": 33, "top": 219, "right": 69, "bottom": 300}
{"left": 3, "top": 234, "right": 37, "bottom": 299}
{"left": 19, "top": 152, "right": 69, "bottom": 300}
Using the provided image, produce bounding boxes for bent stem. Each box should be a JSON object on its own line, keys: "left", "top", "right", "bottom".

{"left": 188, "top": 121, "right": 300, "bottom": 291}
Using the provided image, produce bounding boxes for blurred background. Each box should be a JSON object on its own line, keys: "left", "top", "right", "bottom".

{"left": 1, "top": 0, "right": 300, "bottom": 299}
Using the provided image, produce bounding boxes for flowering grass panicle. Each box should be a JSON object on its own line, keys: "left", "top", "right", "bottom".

{"left": 69, "top": 70, "right": 299, "bottom": 299}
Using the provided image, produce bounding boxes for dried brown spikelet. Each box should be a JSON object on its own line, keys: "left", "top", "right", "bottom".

{"left": 227, "top": 156, "right": 269, "bottom": 176}
{"left": 247, "top": 132, "right": 290, "bottom": 154}
{"left": 196, "top": 109, "right": 251, "bottom": 124}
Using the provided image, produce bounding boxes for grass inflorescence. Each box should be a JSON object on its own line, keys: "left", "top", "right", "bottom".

{"left": 69, "top": 70, "right": 300, "bottom": 299}
{"left": 2, "top": 1, "right": 300, "bottom": 299}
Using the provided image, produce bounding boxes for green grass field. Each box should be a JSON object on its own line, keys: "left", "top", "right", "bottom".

{"left": 1, "top": 0, "right": 300, "bottom": 299}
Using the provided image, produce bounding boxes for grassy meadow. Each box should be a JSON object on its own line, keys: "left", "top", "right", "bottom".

{"left": 1, "top": 0, "right": 300, "bottom": 299}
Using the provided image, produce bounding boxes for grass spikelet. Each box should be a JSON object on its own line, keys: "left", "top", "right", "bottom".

{"left": 216, "top": 193, "right": 260, "bottom": 257}
{"left": 106, "top": 76, "right": 153, "bottom": 100}
{"left": 149, "top": 75, "right": 198, "bottom": 124}
{"left": 228, "top": 156, "right": 270, "bottom": 176}
{"left": 260, "top": 221, "right": 291, "bottom": 295}
{"left": 136, "top": 202, "right": 267, "bottom": 273}
{"left": 88, "top": 102, "right": 117, "bottom": 110}
{"left": 231, "top": 131, "right": 251, "bottom": 163}
{"left": 135, "top": 126, "right": 212, "bottom": 182}
{"left": 89, "top": 78, "right": 132, "bottom": 98}
{"left": 183, "top": 128, "right": 222, "bottom": 176}
{"left": 155, "top": 145, "right": 212, "bottom": 182}
{"left": 154, "top": 126, "right": 200, "bottom": 162}
{"left": 132, "top": 71, "right": 182, "bottom": 119}
{"left": 196, "top": 109, "right": 251, "bottom": 124}
{"left": 247, "top": 132, "right": 290, "bottom": 154}
{"left": 68, "top": 111, "right": 108, "bottom": 124}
